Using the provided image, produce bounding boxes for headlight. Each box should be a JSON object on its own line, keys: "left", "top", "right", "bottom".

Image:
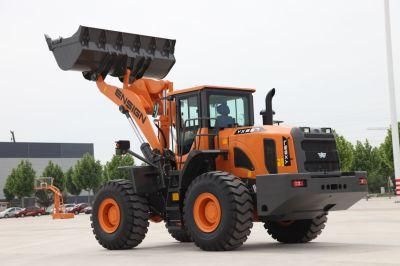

{"left": 321, "top": 127, "right": 332, "bottom": 134}
{"left": 300, "top": 127, "right": 311, "bottom": 133}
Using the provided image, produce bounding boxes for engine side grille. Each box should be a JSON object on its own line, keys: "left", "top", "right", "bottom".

{"left": 264, "top": 139, "right": 277, "bottom": 174}
{"left": 301, "top": 140, "right": 336, "bottom": 151}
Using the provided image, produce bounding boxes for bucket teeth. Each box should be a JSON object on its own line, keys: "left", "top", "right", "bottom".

{"left": 45, "top": 25, "right": 176, "bottom": 81}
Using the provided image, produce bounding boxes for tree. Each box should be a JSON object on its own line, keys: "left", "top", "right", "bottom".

{"left": 352, "top": 140, "right": 386, "bottom": 193}
{"left": 65, "top": 167, "right": 81, "bottom": 199}
{"left": 3, "top": 169, "right": 16, "bottom": 201}
{"left": 335, "top": 134, "right": 354, "bottom": 172}
{"left": 3, "top": 187, "right": 14, "bottom": 202}
{"left": 379, "top": 122, "right": 400, "bottom": 178}
{"left": 103, "top": 155, "right": 134, "bottom": 181}
{"left": 11, "top": 160, "right": 36, "bottom": 206}
{"left": 42, "top": 161, "right": 65, "bottom": 191}
{"left": 35, "top": 190, "right": 52, "bottom": 208}
{"left": 73, "top": 153, "right": 102, "bottom": 201}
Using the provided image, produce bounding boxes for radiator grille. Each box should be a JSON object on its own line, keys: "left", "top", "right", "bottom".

{"left": 301, "top": 137, "right": 340, "bottom": 172}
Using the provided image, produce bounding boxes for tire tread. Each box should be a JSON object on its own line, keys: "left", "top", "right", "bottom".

{"left": 184, "top": 171, "right": 253, "bottom": 251}
{"left": 264, "top": 214, "right": 327, "bottom": 243}
{"left": 91, "top": 179, "right": 149, "bottom": 250}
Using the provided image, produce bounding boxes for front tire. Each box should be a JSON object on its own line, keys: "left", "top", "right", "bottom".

{"left": 264, "top": 215, "right": 328, "bottom": 243}
{"left": 91, "top": 179, "right": 149, "bottom": 250}
{"left": 183, "top": 171, "right": 253, "bottom": 251}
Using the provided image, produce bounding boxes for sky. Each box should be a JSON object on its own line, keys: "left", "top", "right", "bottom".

{"left": 0, "top": 0, "right": 399, "bottom": 162}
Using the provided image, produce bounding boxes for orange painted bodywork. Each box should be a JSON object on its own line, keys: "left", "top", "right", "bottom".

{"left": 96, "top": 70, "right": 298, "bottom": 179}
{"left": 168, "top": 85, "right": 255, "bottom": 96}
{"left": 176, "top": 127, "right": 211, "bottom": 169}
{"left": 177, "top": 125, "right": 298, "bottom": 177}
{"left": 215, "top": 125, "right": 298, "bottom": 178}
{"left": 96, "top": 70, "right": 173, "bottom": 152}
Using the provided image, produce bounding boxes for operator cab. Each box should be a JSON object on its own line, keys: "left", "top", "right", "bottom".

{"left": 168, "top": 86, "right": 255, "bottom": 155}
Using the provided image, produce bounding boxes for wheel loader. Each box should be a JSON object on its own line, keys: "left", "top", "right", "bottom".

{"left": 46, "top": 26, "right": 367, "bottom": 251}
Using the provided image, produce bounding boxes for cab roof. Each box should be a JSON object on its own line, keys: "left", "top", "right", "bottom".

{"left": 168, "top": 85, "right": 256, "bottom": 96}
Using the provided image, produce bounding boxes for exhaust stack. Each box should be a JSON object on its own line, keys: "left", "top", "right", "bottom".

{"left": 260, "top": 88, "right": 275, "bottom": 125}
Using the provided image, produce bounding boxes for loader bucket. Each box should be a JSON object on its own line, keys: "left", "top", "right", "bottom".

{"left": 45, "top": 25, "right": 176, "bottom": 81}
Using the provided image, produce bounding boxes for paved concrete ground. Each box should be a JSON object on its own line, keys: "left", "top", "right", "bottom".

{"left": 0, "top": 197, "right": 399, "bottom": 266}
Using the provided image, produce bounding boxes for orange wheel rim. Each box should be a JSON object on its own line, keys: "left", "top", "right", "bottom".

{"left": 98, "top": 198, "right": 121, "bottom": 233}
{"left": 193, "top": 192, "right": 221, "bottom": 233}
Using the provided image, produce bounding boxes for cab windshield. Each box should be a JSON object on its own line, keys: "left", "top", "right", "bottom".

{"left": 208, "top": 93, "right": 250, "bottom": 128}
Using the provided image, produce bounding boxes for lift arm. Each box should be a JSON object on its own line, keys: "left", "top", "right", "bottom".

{"left": 96, "top": 70, "right": 173, "bottom": 152}
{"left": 45, "top": 26, "right": 177, "bottom": 153}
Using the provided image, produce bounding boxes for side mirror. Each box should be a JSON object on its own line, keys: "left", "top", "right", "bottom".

{"left": 115, "top": 140, "right": 130, "bottom": 155}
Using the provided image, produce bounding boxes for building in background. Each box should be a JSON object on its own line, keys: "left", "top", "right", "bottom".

{"left": 0, "top": 142, "right": 94, "bottom": 199}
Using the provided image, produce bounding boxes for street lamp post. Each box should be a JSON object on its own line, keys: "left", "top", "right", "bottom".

{"left": 384, "top": 0, "right": 400, "bottom": 196}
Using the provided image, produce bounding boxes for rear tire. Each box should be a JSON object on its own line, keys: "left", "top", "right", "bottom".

{"left": 166, "top": 227, "right": 192, "bottom": 242}
{"left": 264, "top": 215, "right": 327, "bottom": 243}
{"left": 91, "top": 179, "right": 149, "bottom": 250}
{"left": 183, "top": 171, "right": 253, "bottom": 251}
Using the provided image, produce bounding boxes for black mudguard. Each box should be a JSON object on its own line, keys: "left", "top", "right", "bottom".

{"left": 120, "top": 165, "right": 160, "bottom": 194}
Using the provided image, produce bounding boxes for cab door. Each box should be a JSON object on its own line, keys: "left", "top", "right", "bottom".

{"left": 175, "top": 93, "right": 200, "bottom": 157}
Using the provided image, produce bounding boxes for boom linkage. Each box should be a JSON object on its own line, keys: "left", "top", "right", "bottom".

{"left": 96, "top": 69, "right": 173, "bottom": 153}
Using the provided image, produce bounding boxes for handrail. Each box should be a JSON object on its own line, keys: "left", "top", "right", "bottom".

{"left": 178, "top": 117, "right": 219, "bottom": 166}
